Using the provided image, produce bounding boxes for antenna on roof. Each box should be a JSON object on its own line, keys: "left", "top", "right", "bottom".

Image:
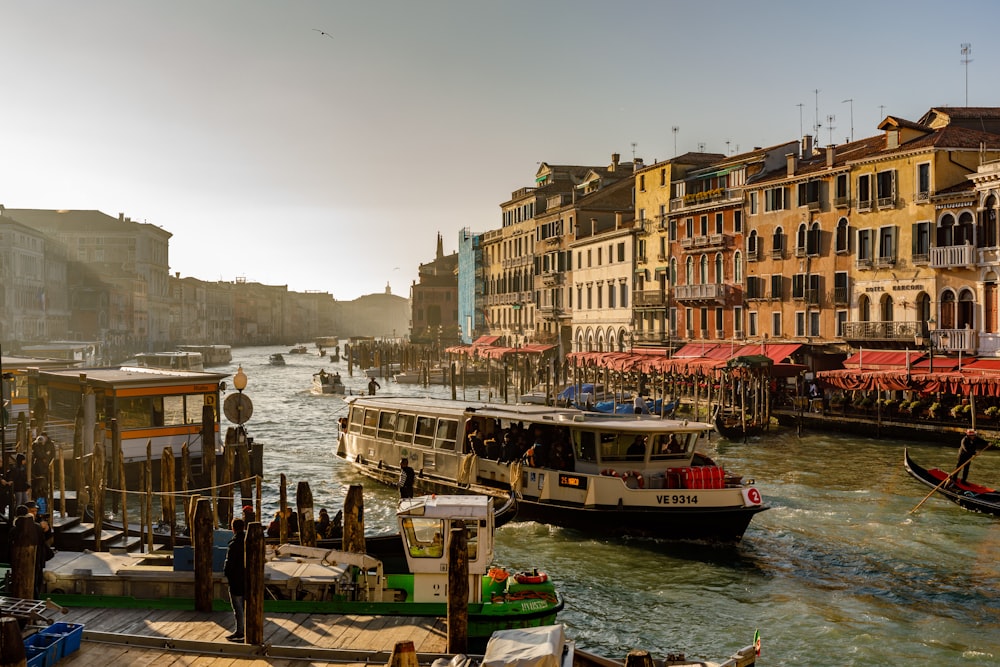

{"left": 631, "top": 142, "right": 637, "bottom": 161}
{"left": 672, "top": 126, "right": 679, "bottom": 157}
{"left": 697, "top": 142, "right": 706, "bottom": 153}
{"left": 813, "top": 89, "right": 821, "bottom": 137}
{"left": 796, "top": 103, "right": 804, "bottom": 138}
{"left": 961, "top": 43, "right": 972, "bottom": 106}
{"left": 826, "top": 115, "right": 836, "bottom": 146}
{"left": 842, "top": 99, "right": 854, "bottom": 142}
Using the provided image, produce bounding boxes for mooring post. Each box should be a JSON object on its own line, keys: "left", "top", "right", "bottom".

{"left": 279, "top": 473, "right": 288, "bottom": 544}
{"left": 296, "top": 481, "right": 316, "bottom": 547}
{"left": 244, "top": 521, "right": 265, "bottom": 645}
{"left": 193, "top": 497, "right": 214, "bottom": 612}
{"left": 387, "top": 641, "right": 419, "bottom": 667}
{"left": 0, "top": 615, "right": 26, "bottom": 667}
{"left": 343, "top": 484, "right": 365, "bottom": 553}
{"left": 162, "top": 446, "right": 176, "bottom": 549}
{"left": 447, "top": 520, "right": 469, "bottom": 654}
{"left": 9, "top": 515, "right": 38, "bottom": 600}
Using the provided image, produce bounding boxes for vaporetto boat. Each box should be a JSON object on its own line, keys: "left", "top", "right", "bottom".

{"left": 337, "top": 396, "right": 767, "bottom": 543}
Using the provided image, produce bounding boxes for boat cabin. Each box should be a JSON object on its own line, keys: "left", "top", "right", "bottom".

{"left": 397, "top": 494, "right": 494, "bottom": 603}
{"left": 135, "top": 351, "right": 205, "bottom": 372}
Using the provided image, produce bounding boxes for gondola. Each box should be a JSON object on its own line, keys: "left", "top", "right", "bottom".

{"left": 714, "top": 411, "right": 766, "bottom": 440}
{"left": 903, "top": 448, "right": 1000, "bottom": 517}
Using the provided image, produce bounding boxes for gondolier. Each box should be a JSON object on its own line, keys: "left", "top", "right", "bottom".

{"left": 955, "top": 429, "right": 986, "bottom": 484}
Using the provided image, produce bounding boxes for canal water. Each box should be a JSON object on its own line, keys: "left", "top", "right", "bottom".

{"left": 226, "top": 346, "right": 1000, "bottom": 665}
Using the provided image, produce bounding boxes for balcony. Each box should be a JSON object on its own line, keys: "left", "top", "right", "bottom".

{"left": 834, "top": 196, "right": 850, "bottom": 208}
{"left": 834, "top": 286, "right": 849, "bottom": 306}
{"left": 876, "top": 196, "right": 896, "bottom": 210}
{"left": 541, "top": 272, "right": 563, "bottom": 287}
{"left": 633, "top": 331, "right": 672, "bottom": 345}
{"left": 746, "top": 247, "right": 761, "bottom": 262}
{"left": 669, "top": 187, "right": 739, "bottom": 212}
{"left": 874, "top": 256, "right": 896, "bottom": 268}
{"left": 934, "top": 328, "right": 977, "bottom": 354}
{"left": 914, "top": 191, "right": 931, "bottom": 203}
{"left": 673, "top": 283, "right": 728, "bottom": 303}
{"left": 770, "top": 247, "right": 785, "bottom": 260}
{"left": 841, "top": 320, "right": 920, "bottom": 341}
{"left": 931, "top": 244, "right": 976, "bottom": 269}
{"left": 633, "top": 290, "right": 666, "bottom": 307}
{"left": 857, "top": 198, "right": 873, "bottom": 212}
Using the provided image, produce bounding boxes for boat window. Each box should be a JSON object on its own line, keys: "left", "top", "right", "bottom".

{"left": 162, "top": 395, "right": 195, "bottom": 426}
{"left": 401, "top": 517, "right": 444, "bottom": 558}
{"left": 362, "top": 408, "right": 379, "bottom": 437}
{"left": 394, "top": 413, "right": 415, "bottom": 444}
{"left": 348, "top": 406, "right": 363, "bottom": 433}
{"left": 184, "top": 394, "right": 210, "bottom": 424}
{"left": 601, "top": 431, "right": 648, "bottom": 463}
{"left": 650, "top": 432, "right": 690, "bottom": 461}
{"left": 377, "top": 411, "right": 397, "bottom": 440}
{"left": 117, "top": 396, "right": 157, "bottom": 429}
{"left": 436, "top": 419, "right": 458, "bottom": 450}
{"left": 574, "top": 431, "right": 598, "bottom": 463}
{"left": 463, "top": 519, "right": 479, "bottom": 561}
{"left": 414, "top": 416, "right": 436, "bottom": 447}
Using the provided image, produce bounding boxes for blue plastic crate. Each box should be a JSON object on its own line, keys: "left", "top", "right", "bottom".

{"left": 26, "top": 649, "right": 46, "bottom": 667}
{"left": 24, "top": 633, "right": 60, "bottom": 667}
{"left": 41, "top": 621, "right": 84, "bottom": 658}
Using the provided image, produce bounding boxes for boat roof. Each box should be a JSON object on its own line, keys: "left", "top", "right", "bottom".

{"left": 346, "top": 395, "right": 711, "bottom": 432}
{"left": 397, "top": 494, "right": 492, "bottom": 519}
{"left": 0, "top": 355, "right": 84, "bottom": 371}
{"left": 35, "top": 366, "right": 228, "bottom": 388}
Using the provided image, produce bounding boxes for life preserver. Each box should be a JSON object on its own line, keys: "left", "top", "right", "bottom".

{"left": 488, "top": 567, "right": 509, "bottom": 583}
{"left": 621, "top": 470, "right": 645, "bottom": 489}
{"left": 600, "top": 468, "right": 619, "bottom": 477}
{"left": 514, "top": 570, "right": 548, "bottom": 585}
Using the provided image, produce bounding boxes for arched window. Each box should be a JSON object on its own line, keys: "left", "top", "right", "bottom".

{"left": 669, "top": 257, "right": 677, "bottom": 286}
{"left": 938, "top": 213, "right": 955, "bottom": 247}
{"left": 984, "top": 274, "right": 997, "bottom": 333}
{"left": 880, "top": 294, "right": 894, "bottom": 323}
{"left": 686, "top": 256, "right": 694, "bottom": 285}
{"left": 940, "top": 291, "right": 956, "bottom": 330}
{"left": 700, "top": 254, "right": 709, "bottom": 284}
{"left": 835, "top": 217, "right": 849, "bottom": 253}
{"left": 958, "top": 288, "right": 975, "bottom": 329}
{"left": 796, "top": 223, "right": 807, "bottom": 252}
{"left": 858, "top": 294, "right": 871, "bottom": 322}
{"left": 808, "top": 222, "right": 821, "bottom": 256}
{"left": 733, "top": 251, "right": 743, "bottom": 284}
{"left": 748, "top": 230, "right": 758, "bottom": 259}
{"left": 916, "top": 292, "right": 931, "bottom": 333}
{"left": 772, "top": 226, "right": 784, "bottom": 253}
{"left": 958, "top": 211, "right": 975, "bottom": 246}
{"left": 715, "top": 253, "right": 723, "bottom": 284}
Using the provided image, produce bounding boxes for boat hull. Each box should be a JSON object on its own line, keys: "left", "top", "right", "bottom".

{"left": 903, "top": 448, "right": 1000, "bottom": 516}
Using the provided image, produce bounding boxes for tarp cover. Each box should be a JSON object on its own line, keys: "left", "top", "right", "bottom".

{"left": 481, "top": 625, "right": 566, "bottom": 667}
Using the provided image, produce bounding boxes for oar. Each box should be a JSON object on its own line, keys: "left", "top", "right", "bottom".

{"left": 909, "top": 442, "right": 994, "bottom": 514}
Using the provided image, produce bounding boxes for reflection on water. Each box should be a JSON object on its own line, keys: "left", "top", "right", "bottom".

{"left": 226, "top": 346, "right": 1000, "bottom": 665}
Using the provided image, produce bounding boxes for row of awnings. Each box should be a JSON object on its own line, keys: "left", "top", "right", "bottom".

{"left": 566, "top": 343, "right": 805, "bottom": 377}
{"left": 443, "top": 335, "right": 555, "bottom": 360}
{"left": 820, "top": 350, "right": 1000, "bottom": 395}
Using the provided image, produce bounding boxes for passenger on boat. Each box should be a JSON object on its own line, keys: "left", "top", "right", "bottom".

{"left": 660, "top": 434, "right": 683, "bottom": 454}
{"left": 499, "top": 431, "right": 518, "bottom": 463}
{"left": 317, "top": 508, "right": 331, "bottom": 538}
{"left": 627, "top": 435, "right": 647, "bottom": 459}
{"left": 368, "top": 378, "right": 381, "bottom": 395}
{"left": 398, "top": 458, "right": 415, "bottom": 498}
{"left": 524, "top": 427, "right": 549, "bottom": 467}
{"left": 467, "top": 427, "right": 487, "bottom": 458}
{"left": 485, "top": 436, "right": 501, "bottom": 460}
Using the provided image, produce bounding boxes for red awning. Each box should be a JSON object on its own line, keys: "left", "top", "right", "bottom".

{"left": 520, "top": 344, "right": 554, "bottom": 354}
{"left": 732, "top": 343, "right": 802, "bottom": 363}
{"left": 444, "top": 345, "right": 472, "bottom": 354}
{"left": 911, "top": 356, "right": 960, "bottom": 371}
{"left": 961, "top": 358, "right": 1000, "bottom": 372}
{"left": 843, "top": 350, "right": 918, "bottom": 370}
{"left": 472, "top": 335, "right": 500, "bottom": 346}
{"left": 672, "top": 343, "right": 722, "bottom": 358}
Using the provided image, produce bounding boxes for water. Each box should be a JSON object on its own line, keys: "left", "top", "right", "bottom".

{"left": 227, "top": 346, "right": 1000, "bottom": 665}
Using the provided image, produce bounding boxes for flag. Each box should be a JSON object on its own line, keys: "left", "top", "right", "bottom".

{"left": 753, "top": 629, "right": 761, "bottom": 656}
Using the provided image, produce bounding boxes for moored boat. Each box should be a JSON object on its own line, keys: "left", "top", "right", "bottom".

{"left": 714, "top": 412, "right": 766, "bottom": 440}
{"left": 288, "top": 345, "right": 308, "bottom": 354}
{"left": 44, "top": 495, "right": 561, "bottom": 645}
{"left": 135, "top": 351, "right": 205, "bottom": 372}
{"left": 269, "top": 353, "right": 286, "bottom": 366}
{"left": 177, "top": 344, "right": 232, "bottom": 367}
{"left": 903, "top": 448, "right": 1000, "bottom": 516}
{"left": 337, "top": 396, "right": 767, "bottom": 542}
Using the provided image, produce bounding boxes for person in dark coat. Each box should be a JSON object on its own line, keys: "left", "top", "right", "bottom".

{"left": 398, "top": 458, "right": 415, "bottom": 499}
{"left": 9, "top": 454, "right": 29, "bottom": 508}
{"left": 955, "top": 428, "right": 987, "bottom": 484}
{"left": 317, "top": 508, "right": 331, "bottom": 539}
{"left": 223, "top": 518, "right": 246, "bottom": 642}
{"left": 10, "top": 504, "right": 52, "bottom": 599}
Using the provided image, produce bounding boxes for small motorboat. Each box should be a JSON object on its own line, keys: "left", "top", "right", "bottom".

{"left": 269, "top": 353, "right": 286, "bottom": 366}
{"left": 903, "top": 448, "right": 1000, "bottom": 516}
{"left": 312, "top": 370, "right": 347, "bottom": 396}
{"left": 288, "top": 345, "right": 308, "bottom": 354}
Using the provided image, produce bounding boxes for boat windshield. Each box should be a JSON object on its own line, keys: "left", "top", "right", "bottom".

{"left": 400, "top": 517, "right": 480, "bottom": 560}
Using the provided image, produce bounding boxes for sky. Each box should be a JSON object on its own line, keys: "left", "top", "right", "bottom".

{"left": 3, "top": 1, "right": 999, "bottom": 301}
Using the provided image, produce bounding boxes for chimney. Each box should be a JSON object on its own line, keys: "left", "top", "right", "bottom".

{"left": 786, "top": 153, "right": 797, "bottom": 177}
{"left": 633, "top": 158, "right": 644, "bottom": 173}
{"left": 175, "top": 271, "right": 180, "bottom": 278}
{"left": 610, "top": 153, "right": 620, "bottom": 171}
{"left": 802, "top": 135, "right": 814, "bottom": 156}
{"left": 826, "top": 145, "right": 836, "bottom": 167}
{"left": 590, "top": 218, "right": 597, "bottom": 235}
{"left": 119, "top": 212, "right": 125, "bottom": 221}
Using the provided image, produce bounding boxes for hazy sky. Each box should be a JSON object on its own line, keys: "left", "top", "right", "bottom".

{"left": 2, "top": 1, "right": 997, "bottom": 300}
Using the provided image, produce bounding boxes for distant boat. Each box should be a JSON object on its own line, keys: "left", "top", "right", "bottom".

{"left": 315, "top": 336, "right": 339, "bottom": 349}
{"left": 312, "top": 370, "right": 347, "bottom": 396}
{"left": 269, "top": 353, "right": 286, "bottom": 366}
{"left": 288, "top": 345, "right": 308, "bottom": 354}
{"left": 177, "top": 345, "right": 232, "bottom": 367}
{"left": 134, "top": 351, "right": 204, "bottom": 372}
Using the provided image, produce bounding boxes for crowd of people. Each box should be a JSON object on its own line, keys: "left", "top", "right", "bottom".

{"left": 464, "top": 420, "right": 574, "bottom": 471}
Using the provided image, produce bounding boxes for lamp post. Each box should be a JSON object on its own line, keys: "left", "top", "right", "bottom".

{"left": 233, "top": 365, "right": 248, "bottom": 443}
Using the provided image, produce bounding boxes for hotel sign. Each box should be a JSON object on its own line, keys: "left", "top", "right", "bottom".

{"left": 865, "top": 284, "right": 925, "bottom": 293}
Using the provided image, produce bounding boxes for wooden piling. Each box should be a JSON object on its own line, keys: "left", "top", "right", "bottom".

{"left": 162, "top": 447, "right": 176, "bottom": 549}
{"left": 145, "top": 440, "right": 154, "bottom": 554}
{"left": 193, "top": 497, "right": 214, "bottom": 612}
{"left": 202, "top": 405, "right": 217, "bottom": 529}
{"left": 279, "top": 473, "right": 289, "bottom": 544}
{"left": 221, "top": 429, "right": 235, "bottom": 528}
{"left": 118, "top": 442, "right": 127, "bottom": 548}
{"left": 0, "top": 615, "right": 27, "bottom": 667}
{"left": 72, "top": 405, "right": 84, "bottom": 517}
{"left": 93, "top": 435, "right": 105, "bottom": 552}
{"left": 296, "top": 481, "right": 316, "bottom": 547}
{"left": 624, "top": 650, "right": 655, "bottom": 667}
{"left": 446, "top": 521, "right": 469, "bottom": 655}
{"left": 58, "top": 447, "right": 66, "bottom": 518}
{"left": 181, "top": 442, "right": 191, "bottom": 530}
{"left": 111, "top": 418, "right": 121, "bottom": 514}
{"left": 244, "top": 521, "right": 264, "bottom": 645}
{"left": 9, "top": 516, "right": 38, "bottom": 600}
{"left": 387, "top": 641, "right": 419, "bottom": 667}
{"left": 255, "top": 475, "right": 262, "bottom": 528}
{"left": 342, "top": 485, "right": 365, "bottom": 553}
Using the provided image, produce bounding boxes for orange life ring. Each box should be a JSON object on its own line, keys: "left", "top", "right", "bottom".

{"left": 514, "top": 570, "right": 548, "bottom": 585}
{"left": 621, "top": 470, "right": 645, "bottom": 489}
{"left": 600, "top": 468, "right": 619, "bottom": 477}
{"left": 488, "top": 567, "right": 509, "bottom": 583}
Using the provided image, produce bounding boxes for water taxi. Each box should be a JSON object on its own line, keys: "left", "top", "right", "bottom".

{"left": 176, "top": 344, "right": 232, "bottom": 367}
{"left": 312, "top": 369, "right": 347, "bottom": 396}
{"left": 337, "top": 396, "right": 767, "bottom": 542}
{"left": 269, "top": 353, "right": 286, "bottom": 366}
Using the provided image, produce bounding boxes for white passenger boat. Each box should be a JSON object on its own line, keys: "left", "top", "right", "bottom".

{"left": 177, "top": 344, "right": 232, "bottom": 367}
{"left": 312, "top": 369, "right": 347, "bottom": 396}
{"left": 337, "top": 396, "right": 767, "bottom": 543}
{"left": 135, "top": 351, "right": 205, "bottom": 372}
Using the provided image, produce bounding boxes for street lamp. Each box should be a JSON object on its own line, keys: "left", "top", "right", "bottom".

{"left": 233, "top": 365, "right": 248, "bottom": 393}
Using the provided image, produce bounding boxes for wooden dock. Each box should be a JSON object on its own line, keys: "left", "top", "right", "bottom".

{"left": 55, "top": 605, "right": 448, "bottom": 665}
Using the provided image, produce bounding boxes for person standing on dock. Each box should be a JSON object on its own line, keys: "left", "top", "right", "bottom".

{"left": 398, "top": 458, "right": 415, "bottom": 499}
{"left": 955, "top": 429, "right": 986, "bottom": 484}
{"left": 9, "top": 454, "right": 29, "bottom": 509}
{"left": 223, "top": 518, "right": 246, "bottom": 642}
{"left": 368, "top": 377, "right": 380, "bottom": 395}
